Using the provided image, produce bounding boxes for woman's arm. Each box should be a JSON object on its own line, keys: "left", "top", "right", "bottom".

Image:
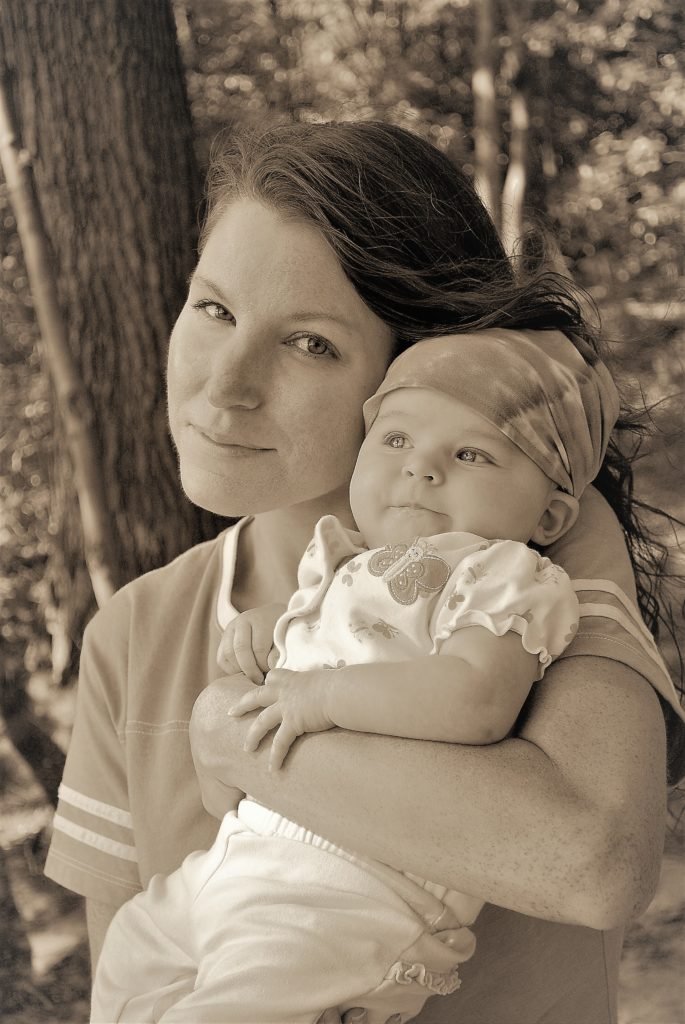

{"left": 191, "top": 655, "right": 667, "bottom": 930}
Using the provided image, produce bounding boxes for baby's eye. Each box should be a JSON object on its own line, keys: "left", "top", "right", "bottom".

{"left": 192, "top": 299, "right": 235, "bottom": 323}
{"left": 455, "top": 448, "right": 490, "bottom": 464}
{"left": 290, "top": 334, "right": 336, "bottom": 358}
{"left": 384, "top": 433, "right": 408, "bottom": 449}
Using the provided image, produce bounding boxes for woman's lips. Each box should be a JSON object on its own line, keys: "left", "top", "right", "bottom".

{"left": 191, "top": 424, "right": 269, "bottom": 451}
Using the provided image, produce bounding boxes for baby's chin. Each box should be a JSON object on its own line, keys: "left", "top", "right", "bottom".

{"left": 364, "top": 508, "right": 452, "bottom": 549}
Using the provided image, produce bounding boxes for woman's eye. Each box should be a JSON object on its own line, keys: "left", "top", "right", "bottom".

{"left": 192, "top": 299, "right": 235, "bottom": 323}
{"left": 455, "top": 448, "right": 489, "bottom": 464}
{"left": 385, "top": 433, "right": 407, "bottom": 449}
{"left": 290, "top": 334, "right": 335, "bottom": 358}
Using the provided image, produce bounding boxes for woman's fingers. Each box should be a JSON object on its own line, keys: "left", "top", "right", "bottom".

{"left": 244, "top": 704, "right": 282, "bottom": 752}
{"left": 316, "top": 1011, "right": 342, "bottom": 1024}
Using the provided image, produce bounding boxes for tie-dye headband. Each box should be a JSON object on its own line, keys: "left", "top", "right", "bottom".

{"left": 363, "top": 329, "right": 620, "bottom": 497}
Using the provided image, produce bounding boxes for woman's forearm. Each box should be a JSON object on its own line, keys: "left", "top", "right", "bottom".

{"left": 191, "top": 657, "right": 666, "bottom": 928}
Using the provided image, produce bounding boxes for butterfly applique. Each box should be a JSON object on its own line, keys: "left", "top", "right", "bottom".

{"left": 372, "top": 619, "right": 400, "bottom": 639}
{"left": 341, "top": 559, "right": 362, "bottom": 586}
{"left": 368, "top": 538, "right": 451, "bottom": 606}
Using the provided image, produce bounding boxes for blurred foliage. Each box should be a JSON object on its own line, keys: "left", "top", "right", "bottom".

{"left": 178, "top": 0, "right": 684, "bottom": 419}
{"left": 0, "top": 190, "right": 53, "bottom": 685}
{"left": 1, "top": 0, "right": 683, "bottom": 702}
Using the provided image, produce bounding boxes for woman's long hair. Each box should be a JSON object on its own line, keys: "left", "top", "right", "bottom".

{"left": 202, "top": 119, "right": 684, "bottom": 782}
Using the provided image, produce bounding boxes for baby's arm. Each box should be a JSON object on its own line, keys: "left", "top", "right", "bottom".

{"left": 325, "top": 626, "right": 538, "bottom": 744}
{"left": 217, "top": 603, "right": 287, "bottom": 684}
{"left": 230, "top": 628, "right": 538, "bottom": 769}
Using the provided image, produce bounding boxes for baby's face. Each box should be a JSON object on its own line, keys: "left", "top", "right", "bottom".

{"left": 349, "top": 388, "right": 557, "bottom": 549}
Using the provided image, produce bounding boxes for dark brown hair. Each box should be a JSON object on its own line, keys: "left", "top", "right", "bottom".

{"left": 202, "top": 120, "right": 684, "bottom": 781}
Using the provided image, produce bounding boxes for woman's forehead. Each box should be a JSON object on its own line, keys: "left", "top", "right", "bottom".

{"left": 200, "top": 200, "right": 348, "bottom": 307}
{"left": 197, "top": 198, "right": 393, "bottom": 356}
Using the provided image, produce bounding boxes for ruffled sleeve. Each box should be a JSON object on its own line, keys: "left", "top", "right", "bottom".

{"left": 431, "top": 540, "right": 580, "bottom": 677}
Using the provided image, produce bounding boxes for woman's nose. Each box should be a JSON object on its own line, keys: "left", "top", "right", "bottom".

{"left": 205, "top": 330, "right": 268, "bottom": 410}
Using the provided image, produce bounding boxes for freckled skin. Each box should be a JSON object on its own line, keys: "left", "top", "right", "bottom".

{"left": 167, "top": 200, "right": 394, "bottom": 522}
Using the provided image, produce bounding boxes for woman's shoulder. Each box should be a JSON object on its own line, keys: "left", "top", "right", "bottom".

{"left": 84, "top": 531, "right": 230, "bottom": 647}
{"left": 547, "top": 486, "right": 636, "bottom": 598}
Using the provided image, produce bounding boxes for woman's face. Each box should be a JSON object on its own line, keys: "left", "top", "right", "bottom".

{"left": 167, "top": 199, "right": 394, "bottom": 518}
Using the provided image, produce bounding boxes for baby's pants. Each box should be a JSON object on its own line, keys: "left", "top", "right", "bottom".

{"left": 92, "top": 800, "right": 477, "bottom": 1024}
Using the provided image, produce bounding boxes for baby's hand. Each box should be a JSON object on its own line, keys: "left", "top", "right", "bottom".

{"left": 217, "top": 604, "right": 286, "bottom": 685}
{"left": 228, "top": 668, "right": 335, "bottom": 770}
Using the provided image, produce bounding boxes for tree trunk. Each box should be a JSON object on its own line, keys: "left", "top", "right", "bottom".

{"left": 0, "top": 74, "right": 121, "bottom": 607}
{"left": 500, "top": 2, "right": 530, "bottom": 256}
{"left": 0, "top": 0, "right": 227, "bottom": 680}
{"left": 472, "top": 0, "right": 501, "bottom": 230}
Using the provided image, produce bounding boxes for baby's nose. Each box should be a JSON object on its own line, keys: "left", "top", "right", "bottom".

{"left": 402, "top": 457, "right": 440, "bottom": 482}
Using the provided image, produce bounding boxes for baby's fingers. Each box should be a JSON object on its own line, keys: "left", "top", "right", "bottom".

{"left": 216, "top": 624, "right": 241, "bottom": 675}
{"left": 231, "top": 620, "right": 265, "bottom": 685}
{"left": 244, "top": 705, "right": 282, "bottom": 752}
{"left": 269, "top": 723, "right": 299, "bottom": 771}
{"left": 227, "top": 689, "right": 272, "bottom": 718}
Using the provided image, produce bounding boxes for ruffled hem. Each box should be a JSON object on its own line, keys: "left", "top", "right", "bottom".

{"left": 432, "top": 609, "right": 552, "bottom": 676}
{"left": 385, "top": 959, "right": 462, "bottom": 995}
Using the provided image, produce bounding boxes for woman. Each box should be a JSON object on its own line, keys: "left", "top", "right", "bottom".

{"left": 46, "top": 121, "right": 684, "bottom": 1024}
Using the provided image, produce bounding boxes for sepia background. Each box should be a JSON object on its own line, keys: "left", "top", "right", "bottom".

{"left": 0, "top": 1, "right": 683, "bottom": 1021}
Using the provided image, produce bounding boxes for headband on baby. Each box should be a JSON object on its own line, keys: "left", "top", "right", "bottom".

{"left": 362, "top": 329, "right": 620, "bottom": 498}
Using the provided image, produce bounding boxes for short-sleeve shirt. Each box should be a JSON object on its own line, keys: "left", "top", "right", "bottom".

{"left": 273, "top": 515, "right": 580, "bottom": 677}
{"left": 45, "top": 487, "right": 684, "bottom": 1024}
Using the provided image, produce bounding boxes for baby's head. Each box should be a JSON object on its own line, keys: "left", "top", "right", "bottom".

{"left": 349, "top": 329, "right": 620, "bottom": 550}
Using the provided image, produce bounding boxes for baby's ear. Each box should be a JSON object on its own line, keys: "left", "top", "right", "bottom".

{"left": 531, "top": 490, "right": 580, "bottom": 546}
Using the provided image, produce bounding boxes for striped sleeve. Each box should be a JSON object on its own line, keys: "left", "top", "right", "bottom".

{"left": 559, "top": 578, "right": 685, "bottom": 721}
{"left": 44, "top": 603, "right": 142, "bottom": 903}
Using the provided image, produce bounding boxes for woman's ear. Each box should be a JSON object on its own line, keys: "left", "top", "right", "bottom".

{"left": 531, "top": 490, "right": 580, "bottom": 546}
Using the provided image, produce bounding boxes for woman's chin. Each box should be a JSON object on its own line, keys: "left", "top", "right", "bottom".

{"left": 177, "top": 465, "right": 256, "bottom": 518}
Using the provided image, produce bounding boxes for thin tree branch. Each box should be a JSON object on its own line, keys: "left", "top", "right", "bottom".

{"left": 500, "top": 0, "right": 530, "bottom": 254}
{"left": 0, "top": 71, "right": 120, "bottom": 607}
{"left": 472, "top": 0, "right": 501, "bottom": 230}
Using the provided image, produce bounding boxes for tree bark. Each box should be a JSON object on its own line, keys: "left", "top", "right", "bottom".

{"left": 0, "top": 73, "right": 120, "bottom": 607}
{"left": 0, "top": 0, "right": 227, "bottom": 678}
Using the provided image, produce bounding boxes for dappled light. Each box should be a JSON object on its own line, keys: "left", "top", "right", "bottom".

{"left": 0, "top": 1, "right": 682, "bottom": 1020}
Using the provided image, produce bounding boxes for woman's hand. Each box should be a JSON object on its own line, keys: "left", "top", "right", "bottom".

{"left": 317, "top": 1010, "right": 401, "bottom": 1024}
{"left": 228, "top": 667, "right": 335, "bottom": 770}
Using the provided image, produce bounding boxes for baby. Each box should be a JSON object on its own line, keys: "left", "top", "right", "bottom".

{"left": 92, "top": 329, "right": 620, "bottom": 1024}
